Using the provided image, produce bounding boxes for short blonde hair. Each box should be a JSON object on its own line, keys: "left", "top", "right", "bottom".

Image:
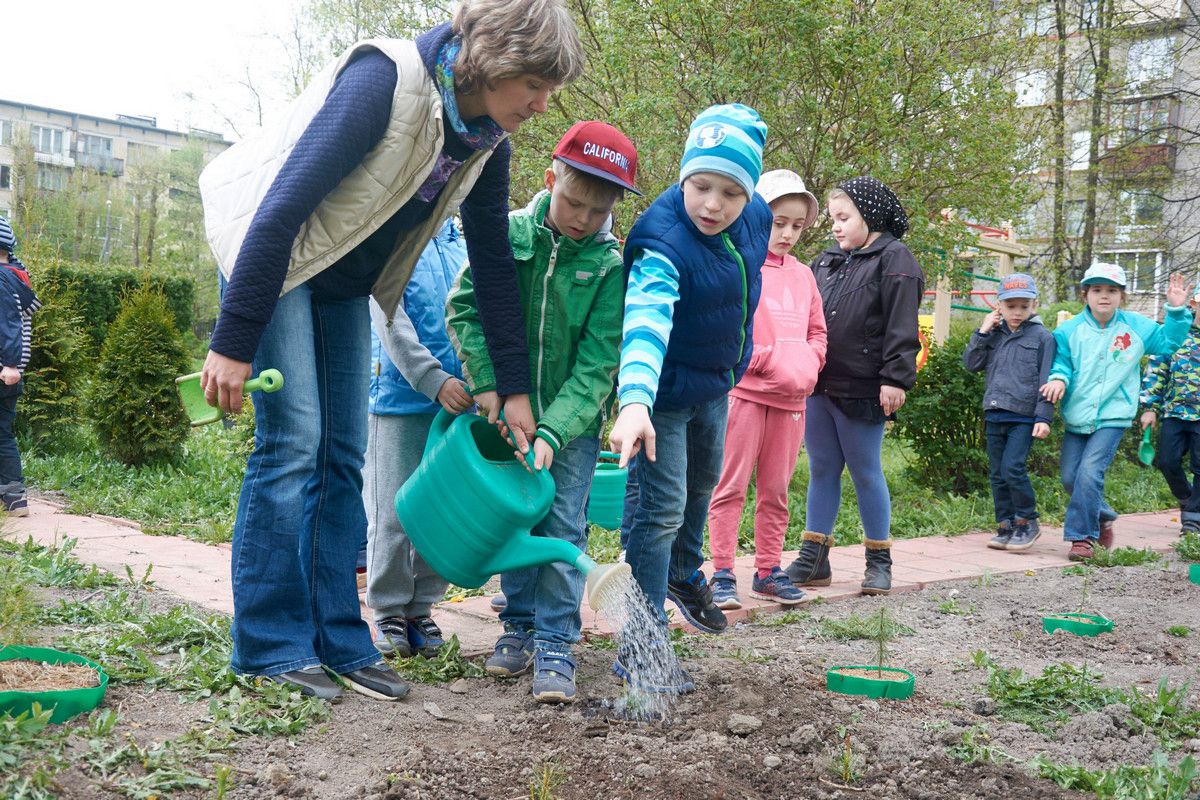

{"left": 552, "top": 160, "right": 624, "bottom": 206}
{"left": 454, "top": 0, "right": 585, "bottom": 95}
{"left": 827, "top": 187, "right": 849, "bottom": 203}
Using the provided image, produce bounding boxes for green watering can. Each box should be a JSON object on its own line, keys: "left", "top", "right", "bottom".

{"left": 1138, "top": 427, "right": 1155, "bottom": 467}
{"left": 586, "top": 451, "right": 628, "bottom": 530}
{"left": 175, "top": 369, "right": 284, "bottom": 426}
{"left": 395, "top": 410, "right": 630, "bottom": 610}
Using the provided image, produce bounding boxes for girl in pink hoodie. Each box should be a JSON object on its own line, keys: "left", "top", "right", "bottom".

{"left": 707, "top": 170, "right": 828, "bottom": 609}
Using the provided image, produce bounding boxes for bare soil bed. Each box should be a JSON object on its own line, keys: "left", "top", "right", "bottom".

{"left": 29, "top": 557, "right": 1200, "bottom": 799}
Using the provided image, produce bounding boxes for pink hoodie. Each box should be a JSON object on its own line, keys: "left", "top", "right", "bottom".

{"left": 732, "top": 252, "right": 828, "bottom": 411}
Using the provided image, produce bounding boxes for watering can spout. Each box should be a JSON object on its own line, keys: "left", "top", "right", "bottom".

{"left": 479, "top": 537, "right": 630, "bottom": 611}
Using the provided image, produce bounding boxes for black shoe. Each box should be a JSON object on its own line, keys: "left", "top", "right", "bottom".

{"left": 666, "top": 570, "right": 728, "bottom": 634}
{"left": 784, "top": 532, "right": 833, "bottom": 586}
{"left": 987, "top": 520, "right": 1013, "bottom": 550}
{"left": 1006, "top": 518, "right": 1041, "bottom": 551}
{"left": 1, "top": 482, "right": 28, "bottom": 517}
{"left": 374, "top": 616, "right": 414, "bottom": 657}
{"left": 861, "top": 541, "right": 892, "bottom": 596}
{"left": 264, "top": 665, "right": 342, "bottom": 701}
{"left": 341, "top": 663, "right": 410, "bottom": 701}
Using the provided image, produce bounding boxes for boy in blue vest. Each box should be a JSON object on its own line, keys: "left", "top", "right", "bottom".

{"left": 608, "top": 104, "right": 771, "bottom": 690}
{"left": 364, "top": 219, "right": 472, "bottom": 668}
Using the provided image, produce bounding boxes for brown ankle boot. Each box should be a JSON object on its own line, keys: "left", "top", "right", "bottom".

{"left": 861, "top": 538, "right": 892, "bottom": 596}
{"left": 784, "top": 532, "right": 834, "bottom": 586}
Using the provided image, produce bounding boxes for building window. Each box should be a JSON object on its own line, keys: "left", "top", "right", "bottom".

{"left": 1078, "top": 0, "right": 1100, "bottom": 28}
{"left": 0, "top": 165, "right": 9, "bottom": 190}
{"left": 1020, "top": 2, "right": 1054, "bottom": 37}
{"left": 1126, "top": 36, "right": 1174, "bottom": 85}
{"left": 1118, "top": 189, "right": 1164, "bottom": 227}
{"left": 35, "top": 166, "right": 67, "bottom": 191}
{"left": 0, "top": 120, "right": 11, "bottom": 147}
{"left": 31, "top": 125, "right": 65, "bottom": 156}
{"left": 1110, "top": 251, "right": 1165, "bottom": 293}
{"left": 81, "top": 134, "right": 113, "bottom": 156}
{"left": 126, "top": 142, "right": 159, "bottom": 165}
{"left": 1070, "top": 130, "right": 1092, "bottom": 169}
{"left": 1015, "top": 71, "right": 1049, "bottom": 107}
{"left": 1066, "top": 200, "right": 1086, "bottom": 236}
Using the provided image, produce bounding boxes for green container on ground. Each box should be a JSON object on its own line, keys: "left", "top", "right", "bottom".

{"left": 1190, "top": 563, "right": 1200, "bottom": 585}
{"left": 586, "top": 452, "right": 628, "bottom": 530}
{"left": 1042, "top": 612, "right": 1114, "bottom": 636}
{"left": 0, "top": 645, "right": 108, "bottom": 724}
{"left": 825, "top": 666, "right": 915, "bottom": 700}
{"left": 395, "top": 410, "right": 630, "bottom": 609}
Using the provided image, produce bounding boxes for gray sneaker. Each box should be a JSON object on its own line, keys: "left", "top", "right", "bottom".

{"left": 485, "top": 630, "right": 534, "bottom": 677}
{"left": 1006, "top": 518, "right": 1041, "bottom": 551}
{"left": 340, "top": 663, "right": 410, "bottom": 701}
{"left": 987, "top": 520, "right": 1013, "bottom": 550}
{"left": 265, "top": 665, "right": 342, "bottom": 701}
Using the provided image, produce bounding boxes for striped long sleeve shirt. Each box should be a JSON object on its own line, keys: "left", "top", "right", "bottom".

{"left": 617, "top": 249, "right": 681, "bottom": 410}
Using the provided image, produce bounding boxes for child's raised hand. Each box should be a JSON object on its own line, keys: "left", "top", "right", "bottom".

{"left": 979, "top": 310, "right": 1001, "bottom": 334}
{"left": 608, "top": 404, "right": 655, "bottom": 467}
{"left": 1032, "top": 422, "right": 1050, "bottom": 439}
{"left": 1040, "top": 379, "right": 1066, "bottom": 403}
{"left": 1140, "top": 410, "right": 1157, "bottom": 431}
{"left": 437, "top": 378, "right": 473, "bottom": 414}
{"left": 1166, "top": 272, "right": 1189, "bottom": 308}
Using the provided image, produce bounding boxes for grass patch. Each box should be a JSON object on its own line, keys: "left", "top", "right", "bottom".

{"left": 387, "top": 636, "right": 485, "bottom": 683}
{"left": 754, "top": 608, "right": 811, "bottom": 627}
{"left": 1174, "top": 532, "right": 1200, "bottom": 562}
{"left": 1084, "top": 546, "right": 1162, "bottom": 568}
{"left": 817, "top": 611, "right": 914, "bottom": 641}
{"left": 1033, "top": 752, "right": 1198, "bottom": 799}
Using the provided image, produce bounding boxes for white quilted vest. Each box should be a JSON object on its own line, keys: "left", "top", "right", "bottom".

{"left": 199, "top": 38, "right": 500, "bottom": 320}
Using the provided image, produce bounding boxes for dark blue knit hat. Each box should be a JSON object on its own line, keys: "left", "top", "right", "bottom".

{"left": 0, "top": 215, "right": 15, "bottom": 255}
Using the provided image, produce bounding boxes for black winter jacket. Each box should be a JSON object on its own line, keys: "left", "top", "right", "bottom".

{"left": 810, "top": 233, "right": 925, "bottom": 398}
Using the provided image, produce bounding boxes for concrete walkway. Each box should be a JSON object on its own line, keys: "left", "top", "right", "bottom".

{"left": 4, "top": 499, "right": 1186, "bottom": 656}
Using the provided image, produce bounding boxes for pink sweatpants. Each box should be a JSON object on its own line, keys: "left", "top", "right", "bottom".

{"left": 707, "top": 396, "right": 807, "bottom": 572}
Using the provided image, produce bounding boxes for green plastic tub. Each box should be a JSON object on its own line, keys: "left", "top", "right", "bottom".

{"left": 825, "top": 666, "right": 915, "bottom": 700}
{"left": 1042, "top": 613, "right": 1114, "bottom": 637}
{"left": 0, "top": 645, "right": 108, "bottom": 723}
{"left": 1190, "top": 563, "right": 1200, "bottom": 585}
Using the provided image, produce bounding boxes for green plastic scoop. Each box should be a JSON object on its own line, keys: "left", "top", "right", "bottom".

{"left": 175, "top": 369, "right": 284, "bottom": 426}
{"left": 1138, "top": 427, "right": 1155, "bottom": 467}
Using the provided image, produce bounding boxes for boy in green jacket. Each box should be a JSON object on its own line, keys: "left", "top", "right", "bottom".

{"left": 447, "top": 121, "right": 638, "bottom": 703}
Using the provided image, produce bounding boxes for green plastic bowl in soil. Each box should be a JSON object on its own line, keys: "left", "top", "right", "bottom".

{"left": 826, "top": 666, "right": 915, "bottom": 700}
{"left": 1190, "top": 563, "right": 1200, "bottom": 585}
{"left": 0, "top": 645, "right": 108, "bottom": 723}
{"left": 1042, "top": 613, "right": 1114, "bottom": 637}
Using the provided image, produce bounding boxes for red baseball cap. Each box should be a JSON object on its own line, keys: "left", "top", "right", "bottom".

{"left": 552, "top": 121, "right": 641, "bottom": 195}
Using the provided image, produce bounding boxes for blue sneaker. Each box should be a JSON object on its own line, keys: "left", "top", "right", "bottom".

{"left": 373, "top": 616, "right": 414, "bottom": 657}
{"left": 531, "top": 646, "right": 577, "bottom": 704}
{"left": 406, "top": 617, "right": 445, "bottom": 658}
{"left": 485, "top": 630, "right": 534, "bottom": 677}
{"left": 749, "top": 568, "right": 806, "bottom": 605}
{"left": 710, "top": 569, "right": 742, "bottom": 610}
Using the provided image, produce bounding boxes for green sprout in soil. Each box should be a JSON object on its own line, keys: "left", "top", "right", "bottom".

{"left": 818, "top": 610, "right": 913, "bottom": 642}
{"left": 1084, "top": 546, "right": 1162, "bottom": 568}
{"left": 873, "top": 607, "right": 894, "bottom": 675}
{"left": 1166, "top": 626, "right": 1191, "bottom": 638}
{"left": 727, "top": 646, "right": 773, "bottom": 664}
{"left": 1174, "top": 532, "right": 1200, "bottom": 563}
{"left": 936, "top": 596, "right": 974, "bottom": 616}
{"left": 669, "top": 627, "right": 703, "bottom": 659}
{"left": 826, "top": 726, "right": 864, "bottom": 787}
{"left": 948, "top": 725, "right": 1015, "bottom": 764}
{"left": 755, "top": 609, "right": 810, "bottom": 627}
{"left": 1061, "top": 564, "right": 1094, "bottom": 577}
{"left": 528, "top": 758, "right": 568, "bottom": 800}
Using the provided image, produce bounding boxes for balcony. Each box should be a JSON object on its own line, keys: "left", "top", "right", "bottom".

{"left": 75, "top": 151, "right": 125, "bottom": 177}
{"left": 1103, "top": 142, "right": 1177, "bottom": 176}
{"left": 32, "top": 151, "right": 75, "bottom": 169}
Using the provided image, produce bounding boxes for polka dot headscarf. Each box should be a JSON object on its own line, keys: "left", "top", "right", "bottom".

{"left": 838, "top": 176, "right": 909, "bottom": 240}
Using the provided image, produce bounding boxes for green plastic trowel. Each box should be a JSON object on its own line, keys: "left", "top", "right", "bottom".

{"left": 175, "top": 369, "right": 283, "bottom": 426}
{"left": 1137, "top": 426, "right": 1155, "bottom": 467}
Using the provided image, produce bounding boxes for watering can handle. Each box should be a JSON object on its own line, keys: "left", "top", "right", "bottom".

{"left": 497, "top": 408, "right": 544, "bottom": 473}
{"left": 243, "top": 369, "right": 284, "bottom": 394}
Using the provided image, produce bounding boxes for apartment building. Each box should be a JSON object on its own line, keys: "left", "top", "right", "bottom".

{"left": 1014, "top": 0, "right": 1198, "bottom": 315}
{"left": 0, "top": 98, "right": 230, "bottom": 220}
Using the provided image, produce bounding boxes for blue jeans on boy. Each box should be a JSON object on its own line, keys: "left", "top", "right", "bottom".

{"left": 618, "top": 454, "right": 638, "bottom": 552}
{"left": 623, "top": 396, "right": 727, "bottom": 627}
{"left": 985, "top": 420, "right": 1037, "bottom": 523}
{"left": 223, "top": 277, "right": 380, "bottom": 677}
{"left": 0, "top": 389, "right": 22, "bottom": 485}
{"left": 1060, "top": 427, "right": 1122, "bottom": 542}
{"left": 1156, "top": 417, "right": 1200, "bottom": 515}
{"left": 499, "top": 436, "right": 600, "bottom": 648}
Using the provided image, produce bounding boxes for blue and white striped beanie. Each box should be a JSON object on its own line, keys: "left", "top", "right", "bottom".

{"left": 678, "top": 103, "right": 767, "bottom": 200}
{"left": 0, "top": 215, "right": 16, "bottom": 255}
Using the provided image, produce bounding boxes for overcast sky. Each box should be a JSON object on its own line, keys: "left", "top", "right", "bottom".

{"left": 7, "top": 0, "right": 308, "bottom": 141}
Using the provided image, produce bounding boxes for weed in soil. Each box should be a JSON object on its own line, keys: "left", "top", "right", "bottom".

{"left": 983, "top": 658, "right": 1122, "bottom": 733}
{"left": 1033, "top": 751, "right": 1198, "bottom": 799}
{"left": 1166, "top": 625, "right": 1191, "bottom": 637}
{"left": 528, "top": 757, "right": 568, "bottom": 800}
{"left": 386, "top": 635, "right": 485, "bottom": 683}
{"left": 1062, "top": 564, "right": 1095, "bottom": 577}
{"left": 948, "top": 724, "right": 1017, "bottom": 764}
{"left": 752, "top": 608, "right": 810, "bottom": 627}
{"left": 1084, "top": 546, "right": 1163, "bottom": 568}
{"left": 1174, "top": 532, "right": 1200, "bottom": 562}
{"left": 936, "top": 595, "right": 975, "bottom": 615}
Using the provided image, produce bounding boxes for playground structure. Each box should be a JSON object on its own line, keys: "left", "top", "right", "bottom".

{"left": 924, "top": 219, "right": 1030, "bottom": 346}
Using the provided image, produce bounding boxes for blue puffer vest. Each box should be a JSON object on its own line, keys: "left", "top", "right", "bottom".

{"left": 369, "top": 219, "right": 466, "bottom": 416}
{"left": 623, "top": 184, "right": 770, "bottom": 411}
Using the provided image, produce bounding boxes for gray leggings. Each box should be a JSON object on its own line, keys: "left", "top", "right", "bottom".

{"left": 364, "top": 412, "right": 448, "bottom": 619}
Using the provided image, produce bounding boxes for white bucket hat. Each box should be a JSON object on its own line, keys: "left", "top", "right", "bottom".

{"left": 756, "top": 169, "right": 819, "bottom": 229}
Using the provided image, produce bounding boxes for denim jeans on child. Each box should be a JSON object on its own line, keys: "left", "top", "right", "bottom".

{"left": 223, "top": 277, "right": 380, "bottom": 677}
{"left": 804, "top": 394, "right": 891, "bottom": 540}
{"left": 0, "top": 388, "right": 23, "bottom": 485}
{"left": 1060, "top": 427, "right": 1123, "bottom": 542}
{"left": 499, "top": 435, "right": 601, "bottom": 646}
{"left": 618, "top": 454, "right": 638, "bottom": 553}
{"left": 1156, "top": 418, "right": 1200, "bottom": 514}
{"left": 985, "top": 420, "right": 1037, "bottom": 522}
{"left": 623, "top": 396, "right": 728, "bottom": 626}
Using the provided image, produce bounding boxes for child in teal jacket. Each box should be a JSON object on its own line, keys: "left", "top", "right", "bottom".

{"left": 1042, "top": 263, "right": 1189, "bottom": 560}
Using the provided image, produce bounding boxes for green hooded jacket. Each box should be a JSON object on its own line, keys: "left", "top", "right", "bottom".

{"left": 447, "top": 190, "right": 624, "bottom": 450}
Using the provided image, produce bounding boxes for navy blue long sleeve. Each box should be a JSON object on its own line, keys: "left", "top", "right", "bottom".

{"left": 210, "top": 26, "right": 530, "bottom": 395}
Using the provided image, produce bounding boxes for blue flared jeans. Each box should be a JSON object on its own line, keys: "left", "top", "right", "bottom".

{"left": 1059, "top": 427, "right": 1122, "bottom": 542}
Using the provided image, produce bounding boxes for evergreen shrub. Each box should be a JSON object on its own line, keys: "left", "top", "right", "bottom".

{"left": 18, "top": 271, "right": 89, "bottom": 450}
{"left": 86, "top": 284, "right": 191, "bottom": 466}
{"left": 892, "top": 332, "right": 989, "bottom": 495}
